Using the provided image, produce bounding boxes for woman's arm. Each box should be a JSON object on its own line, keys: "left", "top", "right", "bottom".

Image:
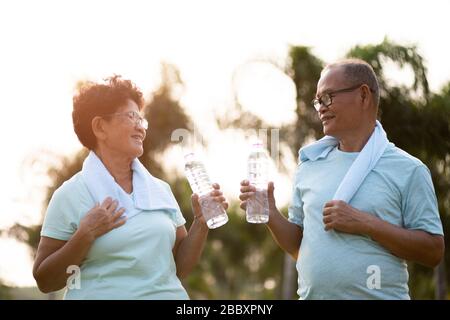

{"left": 33, "top": 197, "right": 126, "bottom": 293}
{"left": 33, "top": 230, "right": 94, "bottom": 293}
{"left": 173, "top": 184, "right": 227, "bottom": 279}
{"left": 172, "top": 220, "right": 208, "bottom": 279}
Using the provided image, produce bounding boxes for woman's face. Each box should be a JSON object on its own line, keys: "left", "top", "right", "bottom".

{"left": 101, "top": 99, "right": 147, "bottom": 159}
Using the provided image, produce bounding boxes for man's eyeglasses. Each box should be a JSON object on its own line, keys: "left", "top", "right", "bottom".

{"left": 311, "top": 84, "right": 371, "bottom": 111}
{"left": 103, "top": 110, "right": 148, "bottom": 130}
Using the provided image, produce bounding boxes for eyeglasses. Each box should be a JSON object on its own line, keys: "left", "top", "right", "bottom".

{"left": 103, "top": 110, "right": 148, "bottom": 130}
{"left": 311, "top": 84, "right": 366, "bottom": 111}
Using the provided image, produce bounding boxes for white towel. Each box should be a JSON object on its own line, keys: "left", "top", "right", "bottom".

{"left": 299, "top": 120, "right": 389, "bottom": 203}
{"left": 81, "top": 151, "right": 179, "bottom": 219}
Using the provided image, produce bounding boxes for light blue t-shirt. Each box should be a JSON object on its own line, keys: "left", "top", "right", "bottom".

{"left": 41, "top": 172, "right": 189, "bottom": 300}
{"left": 288, "top": 144, "right": 444, "bottom": 300}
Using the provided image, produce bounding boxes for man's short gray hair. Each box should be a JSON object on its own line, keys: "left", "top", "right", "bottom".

{"left": 324, "top": 59, "right": 380, "bottom": 107}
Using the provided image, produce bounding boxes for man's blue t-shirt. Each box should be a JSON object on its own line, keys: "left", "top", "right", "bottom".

{"left": 288, "top": 144, "right": 444, "bottom": 299}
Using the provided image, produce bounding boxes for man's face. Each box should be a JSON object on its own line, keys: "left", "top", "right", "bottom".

{"left": 315, "top": 67, "right": 364, "bottom": 139}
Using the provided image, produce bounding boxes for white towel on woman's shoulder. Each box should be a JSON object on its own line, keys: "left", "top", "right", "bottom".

{"left": 81, "top": 151, "right": 179, "bottom": 219}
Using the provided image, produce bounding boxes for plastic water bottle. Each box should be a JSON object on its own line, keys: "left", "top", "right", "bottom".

{"left": 184, "top": 153, "right": 228, "bottom": 229}
{"left": 246, "top": 141, "right": 270, "bottom": 223}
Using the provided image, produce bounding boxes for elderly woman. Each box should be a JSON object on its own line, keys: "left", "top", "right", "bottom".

{"left": 33, "top": 76, "right": 227, "bottom": 299}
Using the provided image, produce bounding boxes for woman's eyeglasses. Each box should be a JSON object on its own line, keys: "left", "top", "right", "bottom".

{"left": 103, "top": 111, "right": 148, "bottom": 130}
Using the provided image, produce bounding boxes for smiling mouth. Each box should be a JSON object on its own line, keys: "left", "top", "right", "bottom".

{"left": 131, "top": 135, "right": 144, "bottom": 142}
{"left": 321, "top": 116, "right": 335, "bottom": 123}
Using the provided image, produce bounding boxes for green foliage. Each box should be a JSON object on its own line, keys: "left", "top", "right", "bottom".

{"left": 0, "top": 282, "right": 12, "bottom": 299}
{"left": 287, "top": 46, "right": 325, "bottom": 148}
{"left": 139, "top": 64, "right": 196, "bottom": 179}
{"left": 346, "top": 37, "right": 430, "bottom": 99}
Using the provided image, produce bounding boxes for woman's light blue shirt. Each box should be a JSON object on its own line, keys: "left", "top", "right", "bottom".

{"left": 41, "top": 172, "right": 189, "bottom": 300}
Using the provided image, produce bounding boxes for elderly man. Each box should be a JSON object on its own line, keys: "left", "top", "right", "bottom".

{"left": 239, "top": 59, "right": 444, "bottom": 299}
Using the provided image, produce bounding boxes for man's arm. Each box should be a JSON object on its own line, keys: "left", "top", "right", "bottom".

{"left": 365, "top": 214, "right": 444, "bottom": 267}
{"left": 240, "top": 181, "right": 303, "bottom": 260}
{"left": 323, "top": 200, "right": 444, "bottom": 267}
{"left": 266, "top": 206, "right": 303, "bottom": 260}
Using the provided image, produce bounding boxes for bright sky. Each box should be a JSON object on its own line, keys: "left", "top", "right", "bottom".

{"left": 0, "top": 0, "right": 449, "bottom": 288}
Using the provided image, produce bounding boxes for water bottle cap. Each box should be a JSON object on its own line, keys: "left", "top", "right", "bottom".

{"left": 251, "top": 139, "right": 264, "bottom": 147}
{"left": 184, "top": 152, "right": 196, "bottom": 162}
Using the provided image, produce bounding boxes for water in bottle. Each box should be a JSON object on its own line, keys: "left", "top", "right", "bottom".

{"left": 246, "top": 141, "right": 270, "bottom": 223}
{"left": 184, "top": 152, "right": 228, "bottom": 229}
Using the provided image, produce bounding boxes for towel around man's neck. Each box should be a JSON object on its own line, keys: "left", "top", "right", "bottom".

{"left": 81, "top": 151, "right": 178, "bottom": 220}
{"left": 298, "top": 120, "right": 389, "bottom": 203}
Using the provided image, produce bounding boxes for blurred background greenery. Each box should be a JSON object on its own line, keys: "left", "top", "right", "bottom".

{"left": 1, "top": 38, "right": 449, "bottom": 300}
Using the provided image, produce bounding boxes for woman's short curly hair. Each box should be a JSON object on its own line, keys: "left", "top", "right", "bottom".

{"left": 72, "top": 75, "right": 144, "bottom": 150}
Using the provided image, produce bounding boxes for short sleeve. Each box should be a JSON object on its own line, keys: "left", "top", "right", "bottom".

{"left": 162, "top": 182, "right": 186, "bottom": 228}
{"left": 402, "top": 165, "right": 444, "bottom": 236}
{"left": 41, "top": 187, "right": 80, "bottom": 241}
{"left": 288, "top": 167, "right": 305, "bottom": 228}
